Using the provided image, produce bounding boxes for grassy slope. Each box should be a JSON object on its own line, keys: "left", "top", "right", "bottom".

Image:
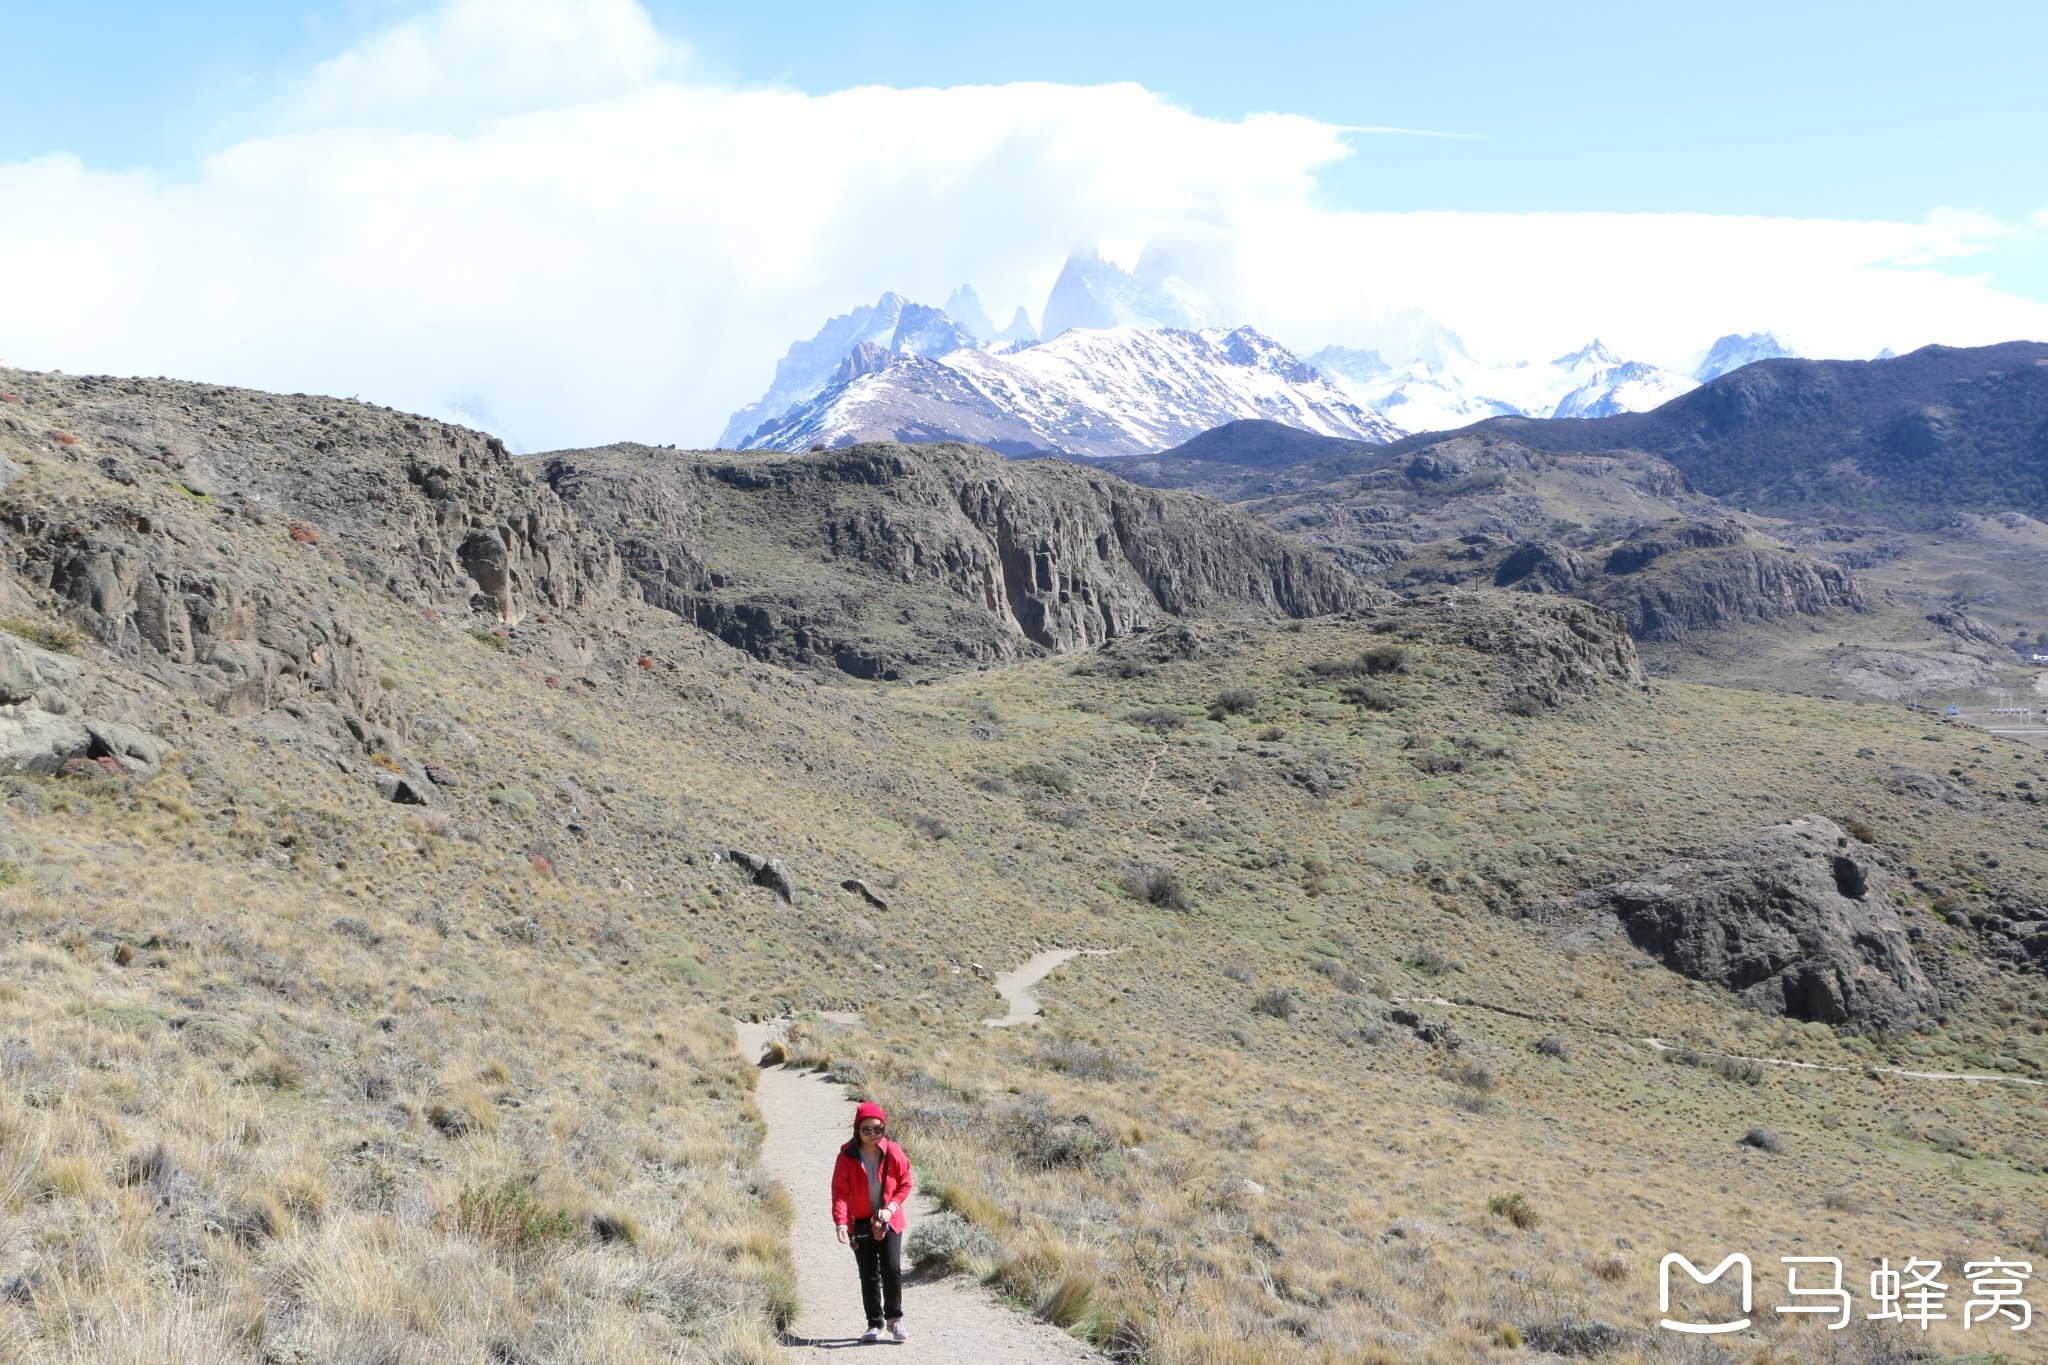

{"left": 1, "top": 389, "right": 2045, "bottom": 1361}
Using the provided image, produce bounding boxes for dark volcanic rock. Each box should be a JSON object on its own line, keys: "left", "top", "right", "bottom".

{"left": 1533, "top": 817, "right": 1938, "bottom": 1031}
{"left": 543, "top": 441, "right": 1371, "bottom": 678}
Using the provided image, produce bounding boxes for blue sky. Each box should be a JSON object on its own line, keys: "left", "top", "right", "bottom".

{"left": 0, "top": 0, "right": 2043, "bottom": 447}
{"left": 11, "top": 1, "right": 2046, "bottom": 224}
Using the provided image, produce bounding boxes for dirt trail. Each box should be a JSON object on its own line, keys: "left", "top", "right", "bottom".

{"left": 736, "top": 1017, "right": 1102, "bottom": 1361}
{"left": 986, "top": 948, "right": 1122, "bottom": 1027}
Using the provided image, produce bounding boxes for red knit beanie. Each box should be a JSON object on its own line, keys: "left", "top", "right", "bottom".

{"left": 853, "top": 1101, "right": 887, "bottom": 1132}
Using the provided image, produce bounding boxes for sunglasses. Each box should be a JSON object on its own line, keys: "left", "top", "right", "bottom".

{"left": 857, "top": 1122, "right": 885, "bottom": 1133}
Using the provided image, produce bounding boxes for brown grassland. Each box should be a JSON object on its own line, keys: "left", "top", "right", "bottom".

{"left": 1, "top": 376, "right": 2046, "bottom": 1362}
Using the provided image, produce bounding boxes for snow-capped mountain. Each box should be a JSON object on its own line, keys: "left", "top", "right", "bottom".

{"left": 743, "top": 324, "right": 1400, "bottom": 458}
{"left": 1305, "top": 335, "right": 1703, "bottom": 432}
{"left": 1040, "top": 251, "right": 1210, "bottom": 339}
{"left": 1689, "top": 331, "right": 1796, "bottom": 381}
{"left": 717, "top": 292, "right": 982, "bottom": 449}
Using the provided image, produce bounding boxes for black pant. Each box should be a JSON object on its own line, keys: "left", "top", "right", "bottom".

{"left": 852, "top": 1225, "right": 902, "bottom": 1327}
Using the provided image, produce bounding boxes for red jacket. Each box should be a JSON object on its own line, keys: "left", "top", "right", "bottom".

{"left": 831, "top": 1137, "right": 913, "bottom": 1233}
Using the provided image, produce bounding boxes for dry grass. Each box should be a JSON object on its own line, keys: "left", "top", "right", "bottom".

{"left": 5, "top": 376, "right": 2048, "bottom": 1361}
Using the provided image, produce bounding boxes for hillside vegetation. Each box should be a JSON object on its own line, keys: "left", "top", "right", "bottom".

{"left": 0, "top": 368, "right": 2045, "bottom": 1362}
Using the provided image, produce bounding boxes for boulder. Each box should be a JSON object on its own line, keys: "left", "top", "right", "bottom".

{"left": 728, "top": 848, "right": 795, "bottom": 904}
{"left": 0, "top": 707, "right": 93, "bottom": 774}
{"left": 1531, "top": 817, "right": 1938, "bottom": 1031}
{"left": 0, "top": 633, "right": 84, "bottom": 709}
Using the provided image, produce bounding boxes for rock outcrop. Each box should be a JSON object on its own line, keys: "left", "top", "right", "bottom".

{"left": 1493, "top": 517, "right": 1864, "bottom": 643}
{"left": 1422, "top": 592, "right": 1647, "bottom": 709}
{"left": 544, "top": 441, "right": 1370, "bottom": 679}
{"left": 0, "top": 369, "right": 628, "bottom": 801}
{"left": 1530, "top": 817, "right": 1938, "bottom": 1031}
{"left": 0, "top": 632, "right": 167, "bottom": 777}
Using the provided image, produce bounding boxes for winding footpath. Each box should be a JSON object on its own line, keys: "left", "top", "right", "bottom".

{"left": 985, "top": 948, "right": 1123, "bottom": 1028}
{"left": 736, "top": 951, "right": 1109, "bottom": 1361}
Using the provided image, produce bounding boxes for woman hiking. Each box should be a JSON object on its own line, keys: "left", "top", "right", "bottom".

{"left": 831, "top": 1100, "right": 913, "bottom": 1343}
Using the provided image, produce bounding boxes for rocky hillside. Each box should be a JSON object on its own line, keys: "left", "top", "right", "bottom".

{"left": 1393, "top": 340, "right": 2048, "bottom": 526}
{"left": 541, "top": 439, "right": 1370, "bottom": 679}
{"left": 4, "top": 366, "right": 2048, "bottom": 1364}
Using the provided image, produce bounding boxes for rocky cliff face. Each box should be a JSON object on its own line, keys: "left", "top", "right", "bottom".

{"left": 543, "top": 441, "right": 1371, "bottom": 679}
{"left": 1530, "top": 816, "right": 1939, "bottom": 1032}
{"left": 0, "top": 369, "right": 627, "bottom": 802}
{"left": 1492, "top": 517, "right": 1864, "bottom": 643}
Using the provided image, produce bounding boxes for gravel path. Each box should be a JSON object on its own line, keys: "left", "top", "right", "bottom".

{"left": 735, "top": 1018, "right": 1102, "bottom": 1361}
{"left": 986, "top": 948, "right": 1121, "bottom": 1027}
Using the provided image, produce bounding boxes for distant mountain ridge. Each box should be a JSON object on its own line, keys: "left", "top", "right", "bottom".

{"left": 719, "top": 252, "right": 1804, "bottom": 454}
{"left": 1395, "top": 341, "right": 2048, "bottom": 525}
{"left": 741, "top": 324, "right": 1400, "bottom": 458}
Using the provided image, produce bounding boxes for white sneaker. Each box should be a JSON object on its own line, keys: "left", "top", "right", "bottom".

{"left": 889, "top": 1321, "right": 908, "bottom": 1342}
{"left": 860, "top": 1328, "right": 882, "bottom": 1343}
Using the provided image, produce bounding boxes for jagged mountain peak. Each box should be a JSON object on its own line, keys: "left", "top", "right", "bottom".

{"left": 1040, "top": 250, "right": 1210, "bottom": 339}
{"left": 1692, "top": 331, "right": 1797, "bottom": 382}
{"left": 1553, "top": 339, "right": 1623, "bottom": 370}
{"left": 741, "top": 322, "right": 1398, "bottom": 458}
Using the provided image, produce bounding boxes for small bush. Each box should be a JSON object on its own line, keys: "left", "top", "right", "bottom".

{"left": 1504, "top": 694, "right": 1547, "bottom": 717}
{"left": 1122, "top": 864, "right": 1190, "bottom": 910}
{"left": 445, "top": 1178, "right": 578, "bottom": 1250}
{"left": 1309, "top": 645, "right": 1409, "bottom": 679}
{"left": 1740, "top": 1127, "right": 1783, "bottom": 1153}
{"left": 591, "top": 1209, "right": 643, "bottom": 1246}
{"left": 912, "top": 813, "right": 952, "bottom": 840}
{"left": 1256, "top": 725, "right": 1285, "bottom": 742}
{"left": 1841, "top": 815, "right": 1880, "bottom": 845}
{"left": 1250, "top": 989, "right": 1294, "bottom": 1020}
{"left": 469, "top": 629, "right": 508, "bottom": 651}
{"left": 1222, "top": 962, "right": 1254, "bottom": 985}
{"left": 0, "top": 618, "right": 75, "bottom": 653}
{"left": 1040, "top": 1038, "right": 1129, "bottom": 1080}
{"left": 906, "top": 1211, "right": 999, "bottom": 1274}
{"left": 1487, "top": 1192, "right": 1539, "bottom": 1229}
{"left": 1456, "top": 1061, "right": 1496, "bottom": 1092}
{"left": 1126, "top": 706, "right": 1185, "bottom": 734}
{"left": 973, "top": 773, "right": 1011, "bottom": 794}
{"left": 1012, "top": 761, "right": 1074, "bottom": 794}
{"left": 1341, "top": 681, "right": 1402, "bottom": 711}
{"left": 994, "top": 1098, "right": 1109, "bottom": 1170}
{"left": 1213, "top": 688, "right": 1258, "bottom": 715}
{"left": 1535, "top": 1034, "right": 1571, "bottom": 1060}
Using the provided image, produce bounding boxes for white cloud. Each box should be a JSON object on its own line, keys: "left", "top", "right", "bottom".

{"left": 0, "top": 0, "right": 2042, "bottom": 449}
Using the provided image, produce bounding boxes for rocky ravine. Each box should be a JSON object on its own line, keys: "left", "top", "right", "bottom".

{"left": 542, "top": 440, "right": 1372, "bottom": 679}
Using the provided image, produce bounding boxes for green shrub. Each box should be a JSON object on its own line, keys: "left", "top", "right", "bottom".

{"left": 470, "top": 629, "right": 508, "bottom": 651}
{"left": 1341, "top": 681, "right": 1402, "bottom": 711}
{"left": 1213, "top": 687, "right": 1258, "bottom": 715}
{"left": 446, "top": 1178, "right": 578, "bottom": 1250}
{"left": 1310, "top": 645, "right": 1409, "bottom": 679}
{"left": 1125, "top": 706, "right": 1185, "bottom": 734}
{"left": 1487, "top": 1192, "right": 1538, "bottom": 1229}
{"left": 1122, "top": 864, "right": 1190, "bottom": 910}
{"left": 0, "top": 618, "right": 76, "bottom": 653}
{"left": 1251, "top": 988, "right": 1295, "bottom": 1020}
{"left": 1012, "top": 761, "right": 1074, "bottom": 794}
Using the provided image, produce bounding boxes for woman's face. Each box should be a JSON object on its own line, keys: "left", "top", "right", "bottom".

{"left": 857, "top": 1119, "right": 885, "bottom": 1145}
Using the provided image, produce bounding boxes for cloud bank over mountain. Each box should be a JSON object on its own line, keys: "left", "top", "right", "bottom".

{"left": 0, "top": 0, "right": 2040, "bottom": 450}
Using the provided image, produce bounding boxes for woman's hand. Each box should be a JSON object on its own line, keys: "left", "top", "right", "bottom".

{"left": 836, "top": 1224, "right": 851, "bottom": 1247}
